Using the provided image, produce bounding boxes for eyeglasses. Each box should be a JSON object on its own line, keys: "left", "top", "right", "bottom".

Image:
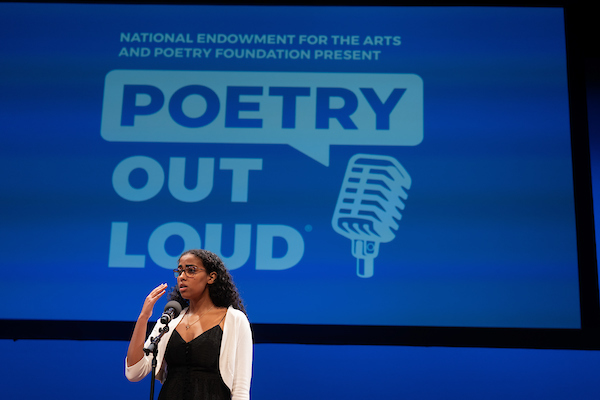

{"left": 173, "top": 266, "right": 205, "bottom": 278}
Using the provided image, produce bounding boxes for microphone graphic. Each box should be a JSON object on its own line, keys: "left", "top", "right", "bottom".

{"left": 332, "top": 154, "right": 411, "bottom": 278}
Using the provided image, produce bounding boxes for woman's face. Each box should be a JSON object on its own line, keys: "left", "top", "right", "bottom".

{"left": 177, "top": 253, "right": 216, "bottom": 300}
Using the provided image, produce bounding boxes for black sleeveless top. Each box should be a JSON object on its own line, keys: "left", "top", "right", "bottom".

{"left": 158, "top": 323, "right": 231, "bottom": 400}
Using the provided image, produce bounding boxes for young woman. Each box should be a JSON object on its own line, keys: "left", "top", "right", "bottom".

{"left": 125, "top": 249, "right": 252, "bottom": 400}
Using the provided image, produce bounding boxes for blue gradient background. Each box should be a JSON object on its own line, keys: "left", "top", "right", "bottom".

{"left": 0, "top": 4, "right": 581, "bottom": 329}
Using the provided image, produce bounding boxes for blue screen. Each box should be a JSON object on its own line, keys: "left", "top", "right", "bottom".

{"left": 0, "top": 3, "right": 580, "bottom": 328}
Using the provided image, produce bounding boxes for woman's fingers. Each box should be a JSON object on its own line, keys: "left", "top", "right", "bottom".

{"left": 147, "top": 283, "right": 167, "bottom": 303}
{"left": 140, "top": 283, "right": 168, "bottom": 318}
{"left": 149, "top": 283, "right": 168, "bottom": 299}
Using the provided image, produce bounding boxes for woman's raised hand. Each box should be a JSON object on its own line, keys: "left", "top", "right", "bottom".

{"left": 139, "top": 283, "right": 168, "bottom": 320}
{"left": 126, "top": 283, "right": 168, "bottom": 368}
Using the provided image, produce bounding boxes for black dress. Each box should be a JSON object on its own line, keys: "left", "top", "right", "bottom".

{"left": 158, "top": 324, "right": 231, "bottom": 400}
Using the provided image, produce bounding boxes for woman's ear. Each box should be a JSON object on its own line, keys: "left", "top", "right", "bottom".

{"left": 208, "top": 271, "right": 217, "bottom": 284}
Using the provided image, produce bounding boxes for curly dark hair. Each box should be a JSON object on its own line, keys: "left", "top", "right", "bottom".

{"left": 168, "top": 249, "right": 247, "bottom": 315}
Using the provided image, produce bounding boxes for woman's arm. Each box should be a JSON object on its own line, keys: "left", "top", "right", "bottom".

{"left": 231, "top": 314, "right": 253, "bottom": 400}
{"left": 126, "top": 283, "right": 167, "bottom": 367}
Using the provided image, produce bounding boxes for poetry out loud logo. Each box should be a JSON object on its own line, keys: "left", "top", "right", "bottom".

{"left": 101, "top": 70, "right": 423, "bottom": 275}
{"left": 332, "top": 154, "right": 412, "bottom": 278}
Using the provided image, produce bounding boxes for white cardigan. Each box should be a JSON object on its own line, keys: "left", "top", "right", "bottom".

{"left": 125, "top": 306, "right": 253, "bottom": 400}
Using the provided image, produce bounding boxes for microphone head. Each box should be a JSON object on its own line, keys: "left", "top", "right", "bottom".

{"left": 164, "top": 300, "right": 183, "bottom": 316}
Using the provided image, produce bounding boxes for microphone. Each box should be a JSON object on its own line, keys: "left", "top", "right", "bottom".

{"left": 332, "top": 154, "right": 411, "bottom": 278}
{"left": 160, "top": 300, "right": 183, "bottom": 324}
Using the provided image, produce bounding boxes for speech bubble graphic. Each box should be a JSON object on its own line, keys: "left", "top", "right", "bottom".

{"left": 101, "top": 70, "right": 423, "bottom": 166}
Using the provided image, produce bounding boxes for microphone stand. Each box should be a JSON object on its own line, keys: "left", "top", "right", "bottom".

{"left": 143, "top": 324, "right": 170, "bottom": 400}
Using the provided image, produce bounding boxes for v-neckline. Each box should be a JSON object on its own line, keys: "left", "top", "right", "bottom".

{"left": 175, "top": 324, "right": 222, "bottom": 344}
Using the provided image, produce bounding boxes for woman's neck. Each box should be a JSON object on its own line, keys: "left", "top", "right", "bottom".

{"left": 188, "top": 294, "right": 214, "bottom": 315}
